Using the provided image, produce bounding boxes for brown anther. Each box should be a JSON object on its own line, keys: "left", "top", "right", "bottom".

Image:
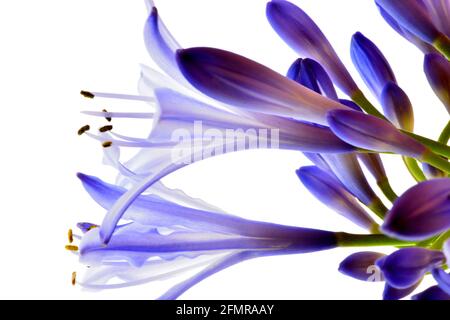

{"left": 68, "top": 229, "right": 73, "bottom": 243}
{"left": 80, "top": 90, "right": 95, "bottom": 99}
{"left": 77, "top": 125, "right": 90, "bottom": 136}
{"left": 102, "top": 141, "right": 113, "bottom": 148}
{"left": 71, "top": 272, "right": 77, "bottom": 286}
{"left": 102, "top": 109, "right": 112, "bottom": 122}
{"left": 65, "top": 245, "right": 79, "bottom": 252}
{"left": 99, "top": 125, "right": 113, "bottom": 133}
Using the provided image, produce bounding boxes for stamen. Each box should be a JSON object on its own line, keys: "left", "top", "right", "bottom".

{"left": 65, "top": 245, "right": 79, "bottom": 252}
{"left": 88, "top": 91, "right": 155, "bottom": 102}
{"left": 80, "top": 90, "right": 95, "bottom": 99}
{"left": 102, "top": 141, "right": 113, "bottom": 148}
{"left": 102, "top": 109, "right": 112, "bottom": 122}
{"left": 68, "top": 229, "right": 73, "bottom": 243}
{"left": 82, "top": 110, "right": 154, "bottom": 119}
{"left": 77, "top": 125, "right": 90, "bottom": 136}
{"left": 72, "top": 272, "right": 77, "bottom": 286}
{"left": 99, "top": 125, "right": 113, "bottom": 133}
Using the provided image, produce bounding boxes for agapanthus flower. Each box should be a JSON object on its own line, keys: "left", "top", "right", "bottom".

{"left": 70, "top": 0, "right": 450, "bottom": 300}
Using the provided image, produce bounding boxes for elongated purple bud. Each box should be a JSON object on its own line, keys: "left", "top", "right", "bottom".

{"left": 297, "top": 166, "right": 377, "bottom": 231}
{"left": 266, "top": 0, "right": 358, "bottom": 96}
{"left": 380, "top": 82, "right": 414, "bottom": 131}
{"left": 176, "top": 47, "right": 348, "bottom": 125}
{"left": 295, "top": 58, "right": 338, "bottom": 100}
{"left": 376, "top": 3, "right": 438, "bottom": 54}
{"left": 424, "top": 53, "right": 450, "bottom": 114}
{"left": 338, "top": 251, "right": 385, "bottom": 282}
{"left": 376, "top": 248, "right": 444, "bottom": 289}
{"left": 382, "top": 178, "right": 450, "bottom": 241}
{"left": 422, "top": 163, "right": 446, "bottom": 179}
{"left": 375, "top": 0, "right": 447, "bottom": 45}
{"left": 412, "top": 285, "right": 450, "bottom": 300}
{"left": 351, "top": 32, "right": 396, "bottom": 99}
{"left": 321, "top": 153, "right": 385, "bottom": 211}
{"left": 327, "top": 110, "right": 427, "bottom": 158}
{"left": 357, "top": 153, "right": 387, "bottom": 183}
{"left": 383, "top": 282, "right": 421, "bottom": 300}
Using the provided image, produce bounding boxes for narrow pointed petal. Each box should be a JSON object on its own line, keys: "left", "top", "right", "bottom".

{"left": 412, "top": 285, "right": 450, "bottom": 300}
{"left": 303, "top": 153, "right": 330, "bottom": 172}
{"left": 432, "top": 268, "right": 450, "bottom": 295}
{"left": 159, "top": 251, "right": 262, "bottom": 299}
{"left": 376, "top": 248, "right": 445, "bottom": 289}
{"left": 375, "top": 0, "right": 444, "bottom": 44}
{"left": 424, "top": 53, "right": 450, "bottom": 114}
{"left": 78, "top": 173, "right": 332, "bottom": 239}
{"left": 144, "top": 6, "right": 190, "bottom": 87}
{"left": 266, "top": 0, "right": 358, "bottom": 95}
{"left": 382, "top": 178, "right": 450, "bottom": 241}
{"left": 351, "top": 32, "right": 397, "bottom": 99}
{"left": 176, "top": 47, "right": 349, "bottom": 125}
{"left": 338, "top": 251, "right": 385, "bottom": 282}
{"left": 380, "top": 82, "right": 414, "bottom": 131}
{"left": 327, "top": 110, "right": 427, "bottom": 158}
{"left": 297, "top": 166, "right": 377, "bottom": 230}
{"left": 383, "top": 282, "right": 421, "bottom": 300}
{"left": 321, "top": 153, "right": 384, "bottom": 209}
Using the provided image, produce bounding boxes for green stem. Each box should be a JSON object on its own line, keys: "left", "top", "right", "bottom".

{"left": 438, "top": 120, "right": 450, "bottom": 144}
{"left": 403, "top": 130, "right": 450, "bottom": 159}
{"left": 351, "top": 90, "right": 386, "bottom": 119}
{"left": 429, "top": 230, "right": 450, "bottom": 249}
{"left": 434, "top": 34, "right": 450, "bottom": 60}
{"left": 377, "top": 178, "right": 398, "bottom": 202}
{"left": 421, "top": 150, "right": 450, "bottom": 174}
{"left": 337, "top": 232, "right": 416, "bottom": 247}
{"left": 402, "top": 156, "right": 426, "bottom": 182}
{"left": 367, "top": 198, "right": 388, "bottom": 220}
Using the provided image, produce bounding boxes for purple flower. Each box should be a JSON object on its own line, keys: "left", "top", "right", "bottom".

{"left": 287, "top": 58, "right": 338, "bottom": 100}
{"left": 412, "top": 285, "right": 450, "bottom": 300}
{"left": 424, "top": 53, "right": 450, "bottom": 114}
{"left": 351, "top": 32, "right": 397, "bottom": 99}
{"left": 266, "top": 0, "right": 359, "bottom": 96}
{"left": 338, "top": 251, "right": 385, "bottom": 282}
{"left": 376, "top": 248, "right": 445, "bottom": 289}
{"left": 327, "top": 109, "right": 427, "bottom": 158}
{"left": 176, "top": 47, "right": 349, "bottom": 125}
{"left": 297, "top": 166, "right": 377, "bottom": 231}
{"left": 376, "top": 3, "right": 437, "bottom": 53}
{"left": 75, "top": 173, "right": 338, "bottom": 299}
{"left": 375, "top": 0, "right": 445, "bottom": 45}
{"left": 382, "top": 178, "right": 450, "bottom": 241}
{"left": 320, "top": 153, "right": 387, "bottom": 216}
{"left": 382, "top": 282, "right": 422, "bottom": 300}
{"left": 380, "top": 82, "right": 414, "bottom": 131}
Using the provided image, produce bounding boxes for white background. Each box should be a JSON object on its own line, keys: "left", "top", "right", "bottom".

{"left": 0, "top": 0, "right": 447, "bottom": 299}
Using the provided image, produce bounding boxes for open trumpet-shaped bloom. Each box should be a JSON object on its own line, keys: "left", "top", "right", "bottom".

{"left": 75, "top": 173, "right": 337, "bottom": 299}
{"left": 71, "top": 0, "right": 450, "bottom": 300}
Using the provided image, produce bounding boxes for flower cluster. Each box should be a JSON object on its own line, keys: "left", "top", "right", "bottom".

{"left": 68, "top": 0, "right": 450, "bottom": 300}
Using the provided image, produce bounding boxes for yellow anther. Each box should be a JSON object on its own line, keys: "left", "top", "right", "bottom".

{"left": 65, "top": 245, "right": 79, "bottom": 252}
{"left": 71, "top": 272, "right": 77, "bottom": 286}
{"left": 68, "top": 229, "right": 73, "bottom": 243}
